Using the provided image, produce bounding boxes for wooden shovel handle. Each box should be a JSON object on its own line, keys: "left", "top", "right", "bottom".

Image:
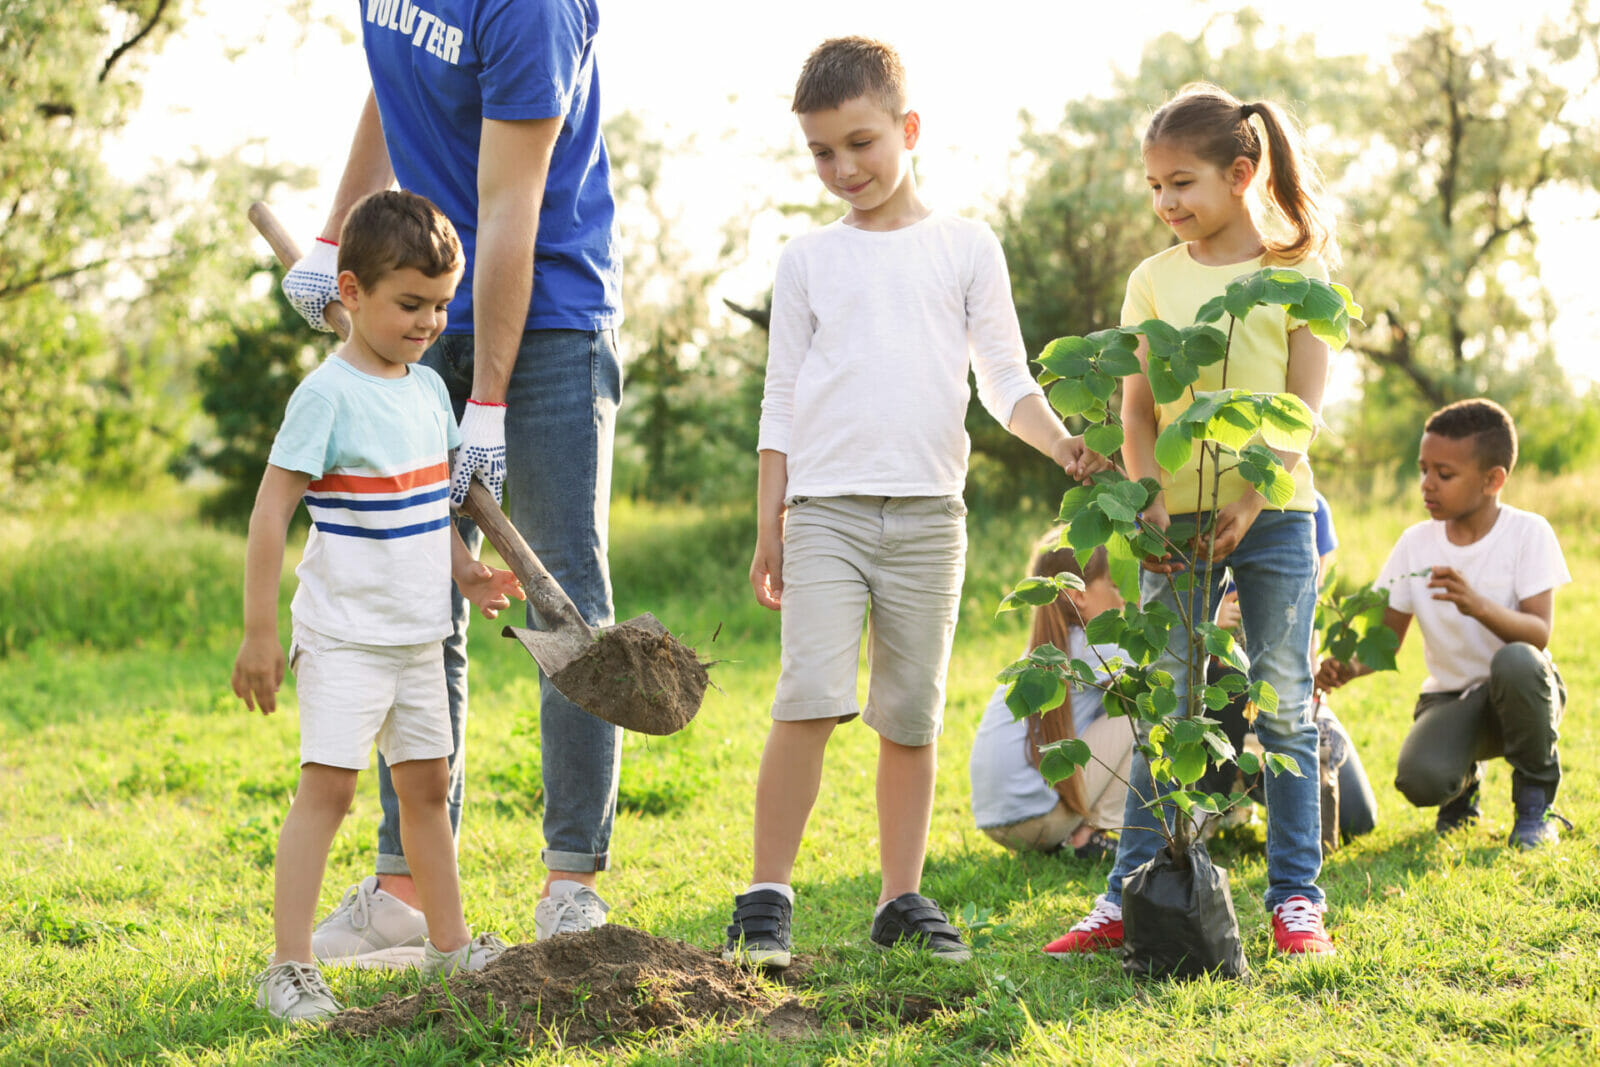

{"left": 247, "top": 201, "right": 353, "bottom": 340}
{"left": 247, "top": 201, "right": 593, "bottom": 641}
{"left": 458, "top": 481, "right": 592, "bottom": 639}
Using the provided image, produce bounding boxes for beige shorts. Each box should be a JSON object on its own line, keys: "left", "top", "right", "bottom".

{"left": 773, "top": 495, "right": 967, "bottom": 747}
{"left": 290, "top": 623, "right": 452, "bottom": 770}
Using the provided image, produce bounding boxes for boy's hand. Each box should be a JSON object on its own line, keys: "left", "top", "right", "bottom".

{"left": 1138, "top": 500, "right": 1184, "bottom": 574}
{"left": 1427, "top": 566, "right": 1485, "bottom": 619}
{"left": 281, "top": 239, "right": 343, "bottom": 333}
{"left": 456, "top": 560, "right": 525, "bottom": 620}
{"left": 1214, "top": 590, "right": 1242, "bottom": 632}
{"left": 750, "top": 532, "right": 784, "bottom": 611}
{"left": 1051, "top": 436, "right": 1113, "bottom": 481}
{"left": 1195, "top": 491, "right": 1265, "bottom": 562}
{"left": 232, "top": 635, "right": 286, "bottom": 715}
{"left": 1315, "top": 656, "right": 1361, "bottom": 693}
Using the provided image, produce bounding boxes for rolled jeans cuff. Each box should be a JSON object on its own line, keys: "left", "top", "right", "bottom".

{"left": 375, "top": 852, "right": 414, "bottom": 877}
{"left": 542, "top": 847, "right": 609, "bottom": 874}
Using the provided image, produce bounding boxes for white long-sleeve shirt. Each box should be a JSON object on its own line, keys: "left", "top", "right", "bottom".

{"left": 757, "top": 213, "right": 1043, "bottom": 498}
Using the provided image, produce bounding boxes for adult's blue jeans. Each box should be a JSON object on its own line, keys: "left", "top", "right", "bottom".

{"left": 374, "top": 328, "right": 624, "bottom": 876}
{"left": 1104, "top": 508, "right": 1323, "bottom": 910}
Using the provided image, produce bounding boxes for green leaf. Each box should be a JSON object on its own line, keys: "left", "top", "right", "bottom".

{"left": 1171, "top": 744, "right": 1208, "bottom": 785}
{"left": 1202, "top": 684, "right": 1231, "bottom": 711}
{"left": 1182, "top": 325, "right": 1228, "bottom": 367}
{"left": 1154, "top": 422, "right": 1194, "bottom": 473}
{"left": 1084, "top": 423, "right": 1124, "bottom": 456}
{"left": 1355, "top": 626, "right": 1402, "bottom": 672}
{"left": 1260, "top": 393, "right": 1316, "bottom": 453}
{"left": 997, "top": 576, "right": 1061, "bottom": 613}
{"left": 1057, "top": 485, "right": 1095, "bottom": 522}
{"left": 1066, "top": 508, "right": 1112, "bottom": 553}
{"left": 1265, "top": 752, "right": 1304, "bottom": 778}
{"left": 1039, "top": 738, "right": 1092, "bottom": 783}
{"left": 1084, "top": 370, "right": 1117, "bottom": 402}
{"left": 1202, "top": 624, "right": 1235, "bottom": 660}
{"left": 1150, "top": 685, "right": 1179, "bottom": 717}
{"left": 1146, "top": 356, "right": 1186, "bottom": 405}
{"left": 1037, "top": 336, "right": 1096, "bottom": 378}
{"left": 1194, "top": 295, "right": 1227, "bottom": 324}
{"left": 1248, "top": 680, "right": 1279, "bottom": 715}
{"left": 1049, "top": 378, "right": 1098, "bottom": 418}
{"left": 1005, "top": 668, "right": 1065, "bottom": 719}
{"left": 1098, "top": 346, "right": 1141, "bottom": 377}
{"left": 1236, "top": 751, "right": 1261, "bottom": 776}
{"left": 1085, "top": 610, "right": 1126, "bottom": 645}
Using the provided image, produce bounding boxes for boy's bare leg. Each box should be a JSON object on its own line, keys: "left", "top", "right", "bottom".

{"left": 751, "top": 718, "right": 837, "bottom": 885}
{"left": 273, "top": 763, "right": 359, "bottom": 964}
{"left": 388, "top": 757, "right": 471, "bottom": 953}
{"left": 877, "top": 736, "right": 936, "bottom": 904}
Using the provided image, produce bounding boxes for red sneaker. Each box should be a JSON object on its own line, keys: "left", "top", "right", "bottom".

{"left": 1271, "top": 896, "right": 1334, "bottom": 955}
{"left": 1043, "top": 896, "right": 1123, "bottom": 955}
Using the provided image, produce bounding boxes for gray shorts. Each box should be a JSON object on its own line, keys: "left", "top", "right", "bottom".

{"left": 773, "top": 495, "right": 967, "bottom": 746}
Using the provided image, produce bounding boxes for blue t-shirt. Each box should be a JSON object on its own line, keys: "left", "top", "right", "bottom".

{"left": 360, "top": 0, "right": 621, "bottom": 334}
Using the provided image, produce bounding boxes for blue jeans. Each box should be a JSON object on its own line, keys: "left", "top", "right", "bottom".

{"left": 1105, "top": 508, "right": 1323, "bottom": 910}
{"left": 375, "top": 329, "right": 624, "bottom": 876}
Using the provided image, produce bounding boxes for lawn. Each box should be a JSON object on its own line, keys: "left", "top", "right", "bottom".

{"left": 1, "top": 472, "right": 1595, "bottom": 1064}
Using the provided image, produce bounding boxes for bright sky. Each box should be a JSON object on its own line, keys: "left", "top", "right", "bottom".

{"left": 115, "top": 0, "right": 1596, "bottom": 387}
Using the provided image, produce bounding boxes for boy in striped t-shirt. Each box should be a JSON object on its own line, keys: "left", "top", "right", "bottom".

{"left": 232, "top": 191, "right": 524, "bottom": 1024}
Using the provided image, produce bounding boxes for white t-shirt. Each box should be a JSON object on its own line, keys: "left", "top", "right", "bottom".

{"left": 968, "top": 631, "right": 1127, "bottom": 829}
{"left": 1378, "top": 504, "right": 1570, "bottom": 693}
{"left": 758, "top": 212, "right": 1044, "bottom": 498}
{"left": 269, "top": 357, "right": 461, "bottom": 646}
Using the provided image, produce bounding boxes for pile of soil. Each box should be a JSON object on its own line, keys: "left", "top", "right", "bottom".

{"left": 548, "top": 621, "right": 709, "bottom": 736}
{"left": 328, "top": 926, "right": 813, "bottom": 1046}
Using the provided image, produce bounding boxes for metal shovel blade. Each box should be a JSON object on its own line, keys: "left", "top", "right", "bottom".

{"left": 501, "top": 612, "right": 666, "bottom": 678}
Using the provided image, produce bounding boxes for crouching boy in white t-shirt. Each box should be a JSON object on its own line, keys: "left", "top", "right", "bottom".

{"left": 1317, "top": 398, "right": 1570, "bottom": 849}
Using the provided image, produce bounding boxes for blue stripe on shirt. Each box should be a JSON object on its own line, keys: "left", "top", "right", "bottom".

{"left": 313, "top": 516, "right": 452, "bottom": 540}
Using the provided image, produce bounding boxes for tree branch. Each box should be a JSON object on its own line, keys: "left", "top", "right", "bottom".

{"left": 100, "top": 0, "right": 172, "bottom": 83}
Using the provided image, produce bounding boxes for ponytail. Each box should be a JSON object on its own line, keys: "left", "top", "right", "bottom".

{"left": 1021, "top": 532, "right": 1110, "bottom": 819}
{"left": 1145, "top": 83, "right": 1339, "bottom": 269}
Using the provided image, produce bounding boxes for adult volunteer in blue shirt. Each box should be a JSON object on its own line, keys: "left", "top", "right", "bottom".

{"left": 280, "top": 0, "right": 624, "bottom": 961}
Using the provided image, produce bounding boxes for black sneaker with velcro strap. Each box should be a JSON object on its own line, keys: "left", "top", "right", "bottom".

{"left": 722, "top": 889, "right": 792, "bottom": 970}
{"left": 869, "top": 892, "right": 971, "bottom": 961}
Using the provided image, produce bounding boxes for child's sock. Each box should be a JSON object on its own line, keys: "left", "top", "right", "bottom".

{"left": 746, "top": 882, "right": 794, "bottom": 904}
{"left": 547, "top": 879, "right": 587, "bottom": 899}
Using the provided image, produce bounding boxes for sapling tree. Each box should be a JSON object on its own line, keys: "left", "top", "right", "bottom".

{"left": 997, "top": 267, "right": 1361, "bottom": 862}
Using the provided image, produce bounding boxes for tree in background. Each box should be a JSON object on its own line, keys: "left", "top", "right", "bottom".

{"left": 1338, "top": 7, "right": 1600, "bottom": 479}
{"left": 1, "top": 1, "right": 310, "bottom": 509}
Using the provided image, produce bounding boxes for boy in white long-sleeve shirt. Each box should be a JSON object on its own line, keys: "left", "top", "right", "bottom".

{"left": 722, "top": 36, "right": 1107, "bottom": 970}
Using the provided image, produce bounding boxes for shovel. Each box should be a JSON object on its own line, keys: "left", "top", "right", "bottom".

{"left": 248, "top": 201, "right": 707, "bottom": 735}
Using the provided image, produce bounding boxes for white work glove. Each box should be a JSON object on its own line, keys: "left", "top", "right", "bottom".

{"left": 450, "top": 400, "right": 508, "bottom": 506}
{"left": 281, "top": 238, "right": 342, "bottom": 332}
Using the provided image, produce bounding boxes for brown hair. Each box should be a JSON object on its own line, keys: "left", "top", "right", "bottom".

{"left": 1425, "top": 397, "right": 1518, "bottom": 472}
{"left": 1021, "top": 529, "right": 1111, "bottom": 819}
{"left": 1144, "top": 82, "right": 1338, "bottom": 268}
{"left": 792, "top": 36, "right": 907, "bottom": 118}
{"left": 337, "top": 189, "right": 464, "bottom": 290}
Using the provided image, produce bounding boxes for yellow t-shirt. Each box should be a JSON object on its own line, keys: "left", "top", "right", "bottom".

{"left": 1121, "top": 244, "right": 1326, "bottom": 515}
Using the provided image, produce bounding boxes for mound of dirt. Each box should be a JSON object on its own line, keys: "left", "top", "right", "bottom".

{"left": 328, "top": 925, "right": 811, "bottom": 1046}
{"left": 549, "top": 621, "right": 709, "bottom": 736}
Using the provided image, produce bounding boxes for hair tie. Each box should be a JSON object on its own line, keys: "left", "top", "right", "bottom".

{"left": 1240, "top": 103, "right": 1257, "bottom": 122}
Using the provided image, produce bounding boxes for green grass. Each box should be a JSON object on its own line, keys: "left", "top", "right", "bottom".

{"left": 2, "top": 477, "right": 1597, "bottom": 1064}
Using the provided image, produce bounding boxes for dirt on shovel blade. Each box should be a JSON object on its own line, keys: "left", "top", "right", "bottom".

{"left": 549, "top": 622, "right": 709, "bottom": 736}
{"left": 327, "top": 925, "right": 814, "bottom": 1046}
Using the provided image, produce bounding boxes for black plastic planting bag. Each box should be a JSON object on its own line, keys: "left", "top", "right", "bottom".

{"left": 1121, "top": 841, "right": 1248, "bottom": 980}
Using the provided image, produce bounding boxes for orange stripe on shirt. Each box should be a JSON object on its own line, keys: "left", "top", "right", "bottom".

{"left": 309, "top": 462, "right": 450, "bottom": 495}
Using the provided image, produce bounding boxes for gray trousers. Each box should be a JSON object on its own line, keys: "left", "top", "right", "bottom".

{"left": 1394, "top": 643, "right": 1565, "bottom": 806}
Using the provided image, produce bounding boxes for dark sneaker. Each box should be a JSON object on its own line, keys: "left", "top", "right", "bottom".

{"left": 722, "top": 889, "right": 792, "bottom": 970}
{"left": 1508, "top": 785, "right": 1573, "bottom": 850}
{"left": 1435, "top": 770, "right": 1483, "bottom": 835}
{"left": 869, "top": 893, "right": 970, "bottom": 962}
{"left": 1072, "top": 829, "right": 1118, "bottom": 862}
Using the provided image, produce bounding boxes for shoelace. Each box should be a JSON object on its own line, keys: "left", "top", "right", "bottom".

{"left": 1073, "top": 898, "right": 1122, "bottom": 932}
{"left": 324, "top": 882, "right": 373, "bottom": 931}
{"left": 545, "top": 892, "right": 606, "bottom": 933}
{"left": 1273, "top": 898, "right": 1325, "bottom": 933}
{"left": 257, "top": 961, "right": 334, "bottom": 1004}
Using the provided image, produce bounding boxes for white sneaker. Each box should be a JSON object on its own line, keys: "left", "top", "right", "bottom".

{"left": 534, "top": 886, "right": 609, "bottom": 939}
{"left": 255, "top": 960, "right": 341, "bottom": 1024}
{"left": 421, "top": 933, "right": 510, "bottom": 977}
{"left": 312, "top": 875, "right": 428, "bottom": 968}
